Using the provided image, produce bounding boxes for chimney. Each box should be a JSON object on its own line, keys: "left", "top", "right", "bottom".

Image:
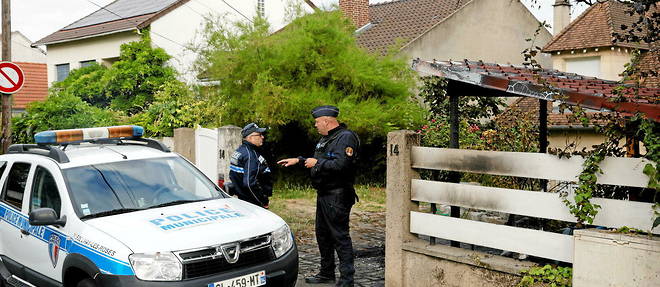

{"left": 553, "top": 0, "right": 571, "bottom": 35}
{"left": 339, "top": 0, "right": 370, "bottom": 29}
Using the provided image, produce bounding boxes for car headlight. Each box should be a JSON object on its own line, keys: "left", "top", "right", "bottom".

{"left": 128, "top": 252, "right": 182, "bottom": 281}
{"left": 271, "top": 224, "right": 293, "bottom": 258}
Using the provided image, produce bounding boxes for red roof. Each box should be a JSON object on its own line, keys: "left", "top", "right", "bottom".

{"left": 413, "top": 59, "right": 660, "bottom": 121}
{"left": 13, "top": 62, "right": 47, "bottom": 109}
{"left": 638, "top": 47, "right": 660, "bottom": 88}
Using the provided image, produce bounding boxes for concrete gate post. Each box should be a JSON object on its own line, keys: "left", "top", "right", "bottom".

{"left": 174, "top": 128, "right": 195, "bottom": 163}
{"left": 217, "top": 125, "right": 242, "bottom": 185}
{"left": 385, "top": 130, "right": 420, "bottom": 287}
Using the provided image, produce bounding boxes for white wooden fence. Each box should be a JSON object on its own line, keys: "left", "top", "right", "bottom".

{"left": 409, "top": 147, "right": 656, "bottom": 263}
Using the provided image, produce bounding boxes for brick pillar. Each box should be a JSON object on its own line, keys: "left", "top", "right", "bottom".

{"left": 339, "top": 0, "right": 370, "bottom": 28}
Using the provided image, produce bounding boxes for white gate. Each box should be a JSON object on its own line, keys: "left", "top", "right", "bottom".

{"left": 194, "top": 127, "right": 218, "bottom": 183}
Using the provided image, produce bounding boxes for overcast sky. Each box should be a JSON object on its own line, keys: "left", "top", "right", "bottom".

{"left": 12, "top": 0, "right": 588, "bottom": 43}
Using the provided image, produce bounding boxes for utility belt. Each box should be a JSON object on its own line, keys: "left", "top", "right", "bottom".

{"left": 317, "top": 186, "right": 359, "bottom": 202}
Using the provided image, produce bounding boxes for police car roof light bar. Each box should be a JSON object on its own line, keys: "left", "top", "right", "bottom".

{"left": 34, "top": 125, "right": 144, "bottom": 145}
{"left": 7, "top": 144, "right": 70, "bottom": 163}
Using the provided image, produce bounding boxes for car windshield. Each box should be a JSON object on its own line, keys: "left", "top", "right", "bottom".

{"left": 63, "top": 156, "right": 224, "bottom": 219}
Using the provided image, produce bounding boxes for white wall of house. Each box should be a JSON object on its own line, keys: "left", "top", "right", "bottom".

{"left": 44, "top": 31, "right": 141, "bottom": 84}
{"left": 150, "top": 0, "right": 253, "bottom": 83}
{"left": 401, "top": 0, "right": 553, "bottom": 68}
{"left": 0, "top": 32, "right": 46, "bottom": 63}
{"left": 551, "top": 48, "right": 632, "bottom": 81}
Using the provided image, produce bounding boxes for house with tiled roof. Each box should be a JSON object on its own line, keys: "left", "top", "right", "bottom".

{"left": 0, "top": 31, "right": 48, "bottom": 112}
{"left": 501, "top": 0, "right": 659, "bottom": 152}
{"left": 338, "top": 0, "right": 553, "bottom": 67}
{"left": 34, "top": 0, "right": 315, "bottom": 84}
{"left": 542, "top": 0, "right": 656, "bottom": 84}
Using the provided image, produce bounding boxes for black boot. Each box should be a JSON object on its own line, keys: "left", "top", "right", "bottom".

{"left": 305, "top": 273, "right": 336, "bottom": 284}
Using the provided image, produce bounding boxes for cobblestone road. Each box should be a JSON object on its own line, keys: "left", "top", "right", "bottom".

{"left": 295, "top": 210, "right": 386, "bottom": 287}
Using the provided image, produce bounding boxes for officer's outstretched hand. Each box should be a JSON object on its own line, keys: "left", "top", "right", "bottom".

{"left": 277, "top": 158, "right": 299, "bottom": 167}
{"left": 304, "top": 158, "right": 317, "bottom": 168}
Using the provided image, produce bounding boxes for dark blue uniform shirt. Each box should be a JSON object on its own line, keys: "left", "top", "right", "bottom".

{"left": 303, "top": 124, "right": 360, "bottom": 194}
{"left": 229, "top": 141, "right": 273, "bottom": 206}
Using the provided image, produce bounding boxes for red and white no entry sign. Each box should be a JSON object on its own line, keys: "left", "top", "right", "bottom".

{"left": 0, "top": 62, "right": 24, "bottom": 94}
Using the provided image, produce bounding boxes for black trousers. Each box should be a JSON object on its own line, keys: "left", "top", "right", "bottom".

{"left": 315, "top": 189, "right": 355, "bottom": 285}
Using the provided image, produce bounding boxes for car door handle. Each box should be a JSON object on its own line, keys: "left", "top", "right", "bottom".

{"left": 20, "top": 229, "right": 29, "bottom": 235}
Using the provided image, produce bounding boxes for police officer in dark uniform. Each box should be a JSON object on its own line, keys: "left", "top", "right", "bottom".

{"left": 229, "top": 123, "right": 273, "bottom": 208}
{"left": 278, "top": 105, "right": 360, "bottom": 287}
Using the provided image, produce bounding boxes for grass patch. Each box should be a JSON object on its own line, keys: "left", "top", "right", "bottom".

{"left": 272, "top": 182, "right": 316, "bottom": 200}
{"left": 269, "top": 184, "right": 386, "bottom": 240}
{"left": 354, "top": 185, "right": 385, "bottom": 212}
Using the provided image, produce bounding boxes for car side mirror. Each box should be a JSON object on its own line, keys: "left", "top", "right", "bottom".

{"left": 224, "top": 182, "right": 235, "bottom": 196}
{"left": 29, "top": 208, "right": 67, "bottom": 227}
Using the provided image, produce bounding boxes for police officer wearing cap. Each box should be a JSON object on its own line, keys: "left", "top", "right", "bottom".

{"left": 278, "top": 105, "right": 360, "bottom": 287}
{"left": 229, "top": 123, "right": 273, "bottom": 208}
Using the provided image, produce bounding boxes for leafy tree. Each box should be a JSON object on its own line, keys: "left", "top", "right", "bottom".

{"left": 47, "top": 33, "right": 177, "bottom": 115}
{"left": 11, "top": 93, "right": 120, "bottom": 144}
{"left": 197, "top": 12, "right": 425, "bottom": 142}
{"left": 197, "top": 11, "right": 425, "bottom": 183}
{"left": 51, "top": 63, "right": 109, "bottom": 107}
{"left": 131, "top": 82, "right": 217, "bottom": 137}
{"left": 10, "top": 31, "right": 199, "bottom": 142}
{"left": 104, "top": 33, "right": 177, "bottom": 115}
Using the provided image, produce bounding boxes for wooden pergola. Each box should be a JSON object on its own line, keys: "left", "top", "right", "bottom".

{"left": 412, "top": 59, "right": 660, "bottom": 246}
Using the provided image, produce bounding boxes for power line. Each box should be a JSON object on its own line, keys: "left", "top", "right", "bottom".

{"left": 150, "top": 30, "right": 187, "bottom": 49}
{"left": 83, "top": 0, "right": 123, "bottom": 19}
{"left": 183, "top": 2, "right": 213, "bottom": 23}
{"left": 220, "top": 0, "right": 253, "bottom": 23}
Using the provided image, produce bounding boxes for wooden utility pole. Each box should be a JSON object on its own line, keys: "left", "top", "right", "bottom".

{"left": 1, "top": 0, "right": 11, "bottom": 153}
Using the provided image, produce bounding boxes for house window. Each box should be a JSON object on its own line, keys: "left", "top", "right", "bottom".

{"left": 80, "top": 60, "right": 96, "bottom": 68}
{"left": 56, "top": 63, "right": 70, "bottom": 82}
{"left": 565, "top": 56, "right": 601, "bottom": 78}
{"left": 257, "top": 0, "right": 265, "bottom": 17}
{"left": 102, "top": 57, "right": 120, "bottom": 67}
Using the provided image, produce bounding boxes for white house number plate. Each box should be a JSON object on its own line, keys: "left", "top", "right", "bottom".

{"left": 208, "top": 271, "right": 266, "bottom": 287}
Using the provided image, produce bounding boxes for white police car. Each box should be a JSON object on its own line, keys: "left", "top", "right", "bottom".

{"left": 0, "top": 126, "right": 297, "bottom": 287}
